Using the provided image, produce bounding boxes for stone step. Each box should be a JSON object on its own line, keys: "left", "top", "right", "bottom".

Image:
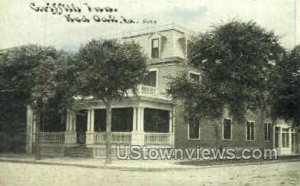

{"left": 65, "top": 146, "right": 93, "bottom": 158}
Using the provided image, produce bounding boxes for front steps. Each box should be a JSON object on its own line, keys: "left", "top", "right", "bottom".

{"left": 64, "top": 145, "right": 94, "bottom": 158}
{"left": 37, "top": 144, "right": 93, "bottom": 158}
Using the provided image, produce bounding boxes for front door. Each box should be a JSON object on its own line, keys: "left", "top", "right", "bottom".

{"left": 76, "top": 110, "right": 87, "bottom": 144}
{"left": 275, "top": 127, "right": 292, "bottom": 155}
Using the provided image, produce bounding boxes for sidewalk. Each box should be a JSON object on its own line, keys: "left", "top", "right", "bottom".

{"left": 1, "top": 153, "right": 300, "bottom": 171}
{"left": 0, "top": 154, "right": 192, "bottom": 171}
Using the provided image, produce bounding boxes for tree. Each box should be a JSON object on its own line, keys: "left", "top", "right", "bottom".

{"left": 75, "top": 39, "right": 147, "bottom": 164}
{"left": 168, "top": 20, "right": 284, "bottom": 146}
{"left": 0, "top": 45, "right": 61, "bottom": 156}
{"left": 189, "top": 20, "right": 284, "bottom": 119}
{"left": 50, "top": 52, "right": 81, "bottom": 126}
{"left": 167, "top": 72, "right": 224, "bottom": 146}
{"left": 270, "top": 45, "right": 300, "bottom": 126}
{"left": 0, "top": 45, "right": 59, "bottom": 103}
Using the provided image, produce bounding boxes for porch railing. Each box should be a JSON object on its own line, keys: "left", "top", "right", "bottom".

{"left": 144, "top": 133, "right": 173, "bottom": 146}
{"left": 94, "top": 132, "right": 132, "bottom": 144}
{"left": 36, "top": 132, "right": 65, "bottom": 144}
{"left": 127, "top": 85, "right": 171, "bottom": 100}
{"left": 35, "top": 132, "right": 173, "bottom": 146}
{"left": 139, "top": 85, "right": 157, "bottom": 95}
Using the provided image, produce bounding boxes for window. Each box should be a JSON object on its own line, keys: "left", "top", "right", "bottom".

{"left": 264, "top": 123, "right": 271, "bottom": 140}
{"left": 246, "top": 121, "right": 255, "bottom": 141}
{"left": 223, "top": 118, "right": 232, "bottom": 140}
{"left": 188, "top": 71, "right": 200, "bottom": 82}
{"left": 188, "top": 119, "right": 200, "bottom": 140}
{"left": 143, "top": 69, "right": 157, "bottom": 87}
{"left": 151, "top": 38, "right": 159, "bottom": 58}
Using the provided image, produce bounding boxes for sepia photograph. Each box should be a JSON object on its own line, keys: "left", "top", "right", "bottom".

{"left": 0, "top": 0, "right": 299, "bottom": 185}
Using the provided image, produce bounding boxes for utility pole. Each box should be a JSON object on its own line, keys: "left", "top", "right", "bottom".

{"left": 42, "top": 62, "right": 48, "bottom": 133}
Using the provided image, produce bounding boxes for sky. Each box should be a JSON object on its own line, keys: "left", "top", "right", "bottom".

{"left": 0, "top": 0, "right": 299, "bottom": 51}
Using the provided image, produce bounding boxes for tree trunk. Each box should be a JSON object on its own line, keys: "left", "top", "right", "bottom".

{"left": 105, "top": 101, "right": 112, "bottom": 164}
{"left": 259, "top": 107, "right": 265, "bottom": 146}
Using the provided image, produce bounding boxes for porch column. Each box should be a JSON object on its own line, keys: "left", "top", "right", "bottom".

{"left": 26, "top": 105, "right": 34, "bottom": 154}
{"left": 32, "top": 109, "right": 36, "bottom": 144}
{"left": 139, "top": 107, "right": 144, "bottom": 132}
{"left": 172, "top": 108, "right": 176, "bottom": 133}
{"left": 296, "top": 131, "right": 300, "bottom": 154}
{"left": 86, "top": 109, "right": 95, "bottom": 145}
{"left": 132, "top": 107, "right": 137, "bottom": 131}
{"left": 273, "top": 125, "right": 275, "bottom": 149}
{"left": 64, "top": 110, "right": 77, "bottom": 144}
{"left": 169, "top": 108, "right": 175, "bottom": 146}
{"left": 278, "top": 127, "right": 282, "bottom": 154}
{"left": 169, "top": 110, "right": 173, "bottom": 133}
{"left": 131, "top": 107, "right": 145, "bottom": 145}
{"left": 289, "top": 128, "right": 292, "bottom": 151}
{"left": 71, "top": 112, "right": 76, "bottom": 131}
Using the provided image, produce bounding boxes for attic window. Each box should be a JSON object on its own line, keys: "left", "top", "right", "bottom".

{"left": 151, "top": 38, "right": 159, "bottom": 58}
{"left": 188, "top": 71, "right": 200, "bottom": 82}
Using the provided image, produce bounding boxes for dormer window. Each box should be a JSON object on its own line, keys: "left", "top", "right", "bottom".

{"left": 151, "top": 38, "right": 159, "bottom": 58}
{"left": 188, "top": 71, "right": 201, "bottom": 82}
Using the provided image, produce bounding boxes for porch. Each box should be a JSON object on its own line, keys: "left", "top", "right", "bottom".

{"left": 35, "top": 107, "right": 175, "bottom": 148}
